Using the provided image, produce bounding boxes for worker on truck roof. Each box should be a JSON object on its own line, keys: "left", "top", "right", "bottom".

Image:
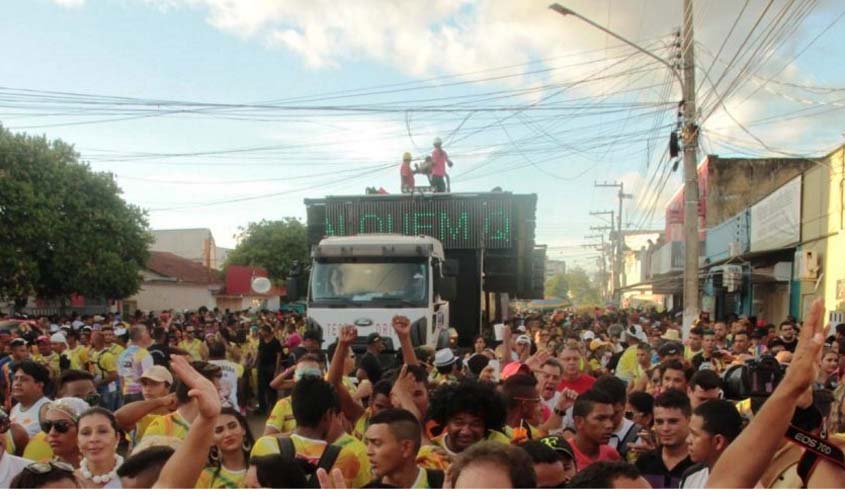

{"left": 400, "top": 152, "right": 414, "bottom": 192}
{"left": 430, "top": 137, "right": 453, "bottom": 193}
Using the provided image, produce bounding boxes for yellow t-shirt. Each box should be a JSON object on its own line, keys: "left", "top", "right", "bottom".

{"left": 91, "top": 348, "right": 119, "bottom": 393}
{"left": 615, "top": 345, "right": 639, "bottom": 382}
{"left": 4, "top": 432, "right": 15, "bottom": 455}
{"left": 108, "top": 344, "right": 125, "bottom": 357}
{"left": 179, "top": 338, "right": 204, "bottom": 361}
{"left": 332, "top": 432, "right": 372, "bottom": 487}
{"left": 23, "top": 431, "right": 54, "bottom": 462}
{"left": 141, "top": 411, "right": 191, "bottom": 442}
{"left": 685, "top": 346, "right": 701, "bottom": 361}
{"left": 66, "top": 345, "right": 88, "bottom": 371}
{"left": 352, "top": 408, "right": 372, "bottom": 441}
{"left": 503, "top": 423, "right": 545, "bottom": 441}
{"left": 132, "top": 413, "right": 160, "bottom": 446}
{"left": 265, "top": 396, "right": 296, "bottom": 434}
{"left": 416, "top": 445, "right": 451, "bottom": 471}
{"left": 251, "top": 433, "right": 371, "bottom": 488}
{"left": 195, "top": 466, "right": 247, "bottom": 489}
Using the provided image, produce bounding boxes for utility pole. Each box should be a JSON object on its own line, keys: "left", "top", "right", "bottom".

{"left": 589, "top": 210, "right": 615, "bottom": 303}
{"left": 584, "top": 234, "right": 607, "bottom": 301}
{"left": 681, "top": 0, "right": 700, "bottom": 335}
{"left": 550, "top": 1, "right": 700, "bottom": 331}
{"left": 594, "top": 183, "right": 632, "bottom": 305}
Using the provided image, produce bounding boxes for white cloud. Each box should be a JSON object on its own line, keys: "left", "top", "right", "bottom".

{"left": 52, "top": 0, "right": 86, "bottom": 7}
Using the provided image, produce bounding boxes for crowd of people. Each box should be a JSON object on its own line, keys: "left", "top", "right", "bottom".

{"left": 0, "top": 301, "right": 843, "bottom": 489}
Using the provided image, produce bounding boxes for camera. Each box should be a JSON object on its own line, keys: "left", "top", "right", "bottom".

{"left": 723, "top": 354, "right": 784, "bottom": 400}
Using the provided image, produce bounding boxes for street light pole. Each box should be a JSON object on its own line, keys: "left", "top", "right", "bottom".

{"left": 550, "top": 2, "right": 700, "bottom": 332}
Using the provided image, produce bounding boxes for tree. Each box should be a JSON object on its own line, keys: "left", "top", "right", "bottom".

{"left": 565, "top": 267, "right": 602, "bottom": 306}
{"left": 0, "top": 126, "right": 152, "bottom": 306}
{"left": 544, "top": 273, "right": 569, "bottom": 299}
{"left": 225, "top": 218, "right": 309, "bottom": 281}
{"left": 544, "top": 267, "right": 602, "bottom": 306}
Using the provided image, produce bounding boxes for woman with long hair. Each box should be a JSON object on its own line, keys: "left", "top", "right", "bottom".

{"left": 75, "top": 407, "right": 123, "bottom": 489}
{"left": 195, "top": 407, "right": 254, "bottom": 488}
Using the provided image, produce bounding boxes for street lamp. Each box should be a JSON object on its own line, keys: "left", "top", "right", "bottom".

{"left": 549, "top": 2, "right": 700, "bottom": 334}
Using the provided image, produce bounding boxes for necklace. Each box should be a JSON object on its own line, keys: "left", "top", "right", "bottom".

{"left": 80, "top": 455, "right": 124, "bottom": 485}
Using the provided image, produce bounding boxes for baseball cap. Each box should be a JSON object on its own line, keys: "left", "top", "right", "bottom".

{"left": 466, "top": 353, "right": 490, "bottom": 375}
{"left": 538, "top": 435, "right": 575, "bottom": 460}
{"left": 516, "top": 334, "right": 532, "bottom": 345}
{"left": 501, "top": 361, "right": 531, "bottom": 380}
{"left": 141, "top": 365, "right": 174, "bottom": 385}
{"left": 367, "top": 333, "right": 383, "bottom": 344}
{"left": 581, "top": 330, "right": 596, "bottom": 341}
{"left": 657, "top": 341, "right": 683, "bottom": 357}
{"left": 285, "top": 333, "right": 302, "bottom": 349}
{"left": 589, "top": 339, "right": 612, "bottom": 351}
{"left": 661, "top": 329, "right": 681, "bottom": 341}
{"left": 36, "top": 335, "right": 50, "bottom": 344}
{"left": 434, "top": 348, "right": 457, "bottom": 368}
{"left": 9, "top": 338, "right": 27, "bottom": 348}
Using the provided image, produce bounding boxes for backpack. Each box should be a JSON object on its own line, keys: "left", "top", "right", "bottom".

{"left": 277, "top": 435, "right": 342, "bottom": 488}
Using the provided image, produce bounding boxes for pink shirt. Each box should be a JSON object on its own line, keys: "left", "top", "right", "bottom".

{"left": 431, "top": 148, "right": 449, "bottom": 177}
{"left": 568, "top": 437, "right": 621, "bottom": 471}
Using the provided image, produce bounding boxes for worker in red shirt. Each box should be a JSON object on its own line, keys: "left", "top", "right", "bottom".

{"left": 430, "top": 137, "right": 453, "bottom": 193}
{"left": 399, "top": 152, "right": 414, "bottom": 192}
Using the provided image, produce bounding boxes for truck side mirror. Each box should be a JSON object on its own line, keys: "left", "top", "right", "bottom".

{"left": 444, "top": 259, "right": 459, "bottom": 277}
{"left": 286, "top": 276, "right": 301, "bottom": 301}
{"left": 435, "top": 275, "right": 457, "bottom": 301}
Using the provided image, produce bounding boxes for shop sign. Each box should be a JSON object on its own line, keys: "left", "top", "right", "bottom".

{"left": 750, "top": 177, "right": 801, "bottom": 252}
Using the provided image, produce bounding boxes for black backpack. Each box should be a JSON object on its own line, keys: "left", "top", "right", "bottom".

{"left": 276, "top": 436, "right": 342, "bottom": 489}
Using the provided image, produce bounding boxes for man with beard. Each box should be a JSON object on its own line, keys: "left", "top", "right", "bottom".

{"left": 779, "top": 321, "right": 799, "bottom": 353}
{"left": 363, "top": 409, "right": 443, "bottom": 488}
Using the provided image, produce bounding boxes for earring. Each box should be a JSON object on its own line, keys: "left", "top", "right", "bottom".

{"left": 210, "top": 446, "right": 220, "bottom": 462}
{"left": 243, "top": 441, "right": 251, "bottom": 452}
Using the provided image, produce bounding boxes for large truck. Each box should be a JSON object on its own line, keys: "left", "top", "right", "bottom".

{"left": 288, "top": 191, "right": 544, "bottom": 349}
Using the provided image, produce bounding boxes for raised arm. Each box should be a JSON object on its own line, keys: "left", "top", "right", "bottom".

{"left": 392, "top": 316, "right": 419, "bottom": 366}
{"left": 114, "top": 394, "right": 176, "bottom": 432}
{"left": 707, "top": 299, "right": 825, "bottom": 488}
{"left": 153, "top": 355, "right": 221, "bottom": 489}
{"left": 328, "top": 326, "right": 365, "bottom": 424}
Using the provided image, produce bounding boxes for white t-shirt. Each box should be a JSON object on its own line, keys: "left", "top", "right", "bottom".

{"left": 209, "top": 359, "right": 243, "bottom": 409}
{"left": 0, "top": 450, "right": 33, "bottom": 488}
{"left": 10, "top": 396, "right": 51, "bottom": 438}
{"left": 680, "top": 465, "right": 709, "bottom": 489}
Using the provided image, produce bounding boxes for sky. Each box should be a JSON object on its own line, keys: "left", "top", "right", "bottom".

{"left": 3, "top": 0, "right": 845, "bottom": 271}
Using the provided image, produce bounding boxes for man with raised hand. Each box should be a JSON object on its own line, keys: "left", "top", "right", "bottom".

{"left": 707, "top": 299, "right": 845, "bottom": 488}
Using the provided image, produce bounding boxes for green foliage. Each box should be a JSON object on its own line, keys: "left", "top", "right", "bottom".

{"left": 0, "top": 126, "right": 152, "bottom": 304}
{"left": 544, "top": 267, "right": 602, "bottom": 306}
{"left": 225, "top": 218, "right": 309, "bottom": 281}
{"left": 544, "top": 273, "right": 569, "bottom": 299}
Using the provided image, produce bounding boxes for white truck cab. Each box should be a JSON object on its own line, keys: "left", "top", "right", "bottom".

{"left": 302, "top": 234, "right": 456, "bottom": 349}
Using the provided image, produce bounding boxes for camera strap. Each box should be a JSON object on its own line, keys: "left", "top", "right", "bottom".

{"left": 785, "top": 425, "right": 845, "bottom": 487}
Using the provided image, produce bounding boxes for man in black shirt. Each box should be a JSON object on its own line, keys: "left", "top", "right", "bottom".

{"left": 359, "top": 333, "right": 385, "bottom": 383}
{"left": 256, "top": 325, "right": 282, "bottom": 415}
{"left": 635, "top": 389, "right": 694, "bottom": 489}
{"left": 778, "top": 321, "right": 798, "bottom": 353}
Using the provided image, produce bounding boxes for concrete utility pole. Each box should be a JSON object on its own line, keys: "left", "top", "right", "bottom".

{"left": 594, "top": 182, "right": 632, "bottom": 305}
{"left": 680, "top": 0, "right": 700, "bottom": 335}
{"left": 584, "top": 233, "right": 608, "bottom": 301}
{"left": 589, "top": 210, "right": 615, "bottom": 301}
{"left": 550, "top": 1, "right": 699, "bottom": 332}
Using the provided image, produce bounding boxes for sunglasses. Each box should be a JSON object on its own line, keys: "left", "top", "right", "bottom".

{"left": 84, "top": 394, "right": 102, "bottom": 407}
{"left": 25, "top": 460, "right": 75, "bottom": 474}
{"left": 41, "top": 419, "right": 74, "bottom": 434}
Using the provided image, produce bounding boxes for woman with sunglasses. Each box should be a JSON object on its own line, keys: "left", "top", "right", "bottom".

{"left": 75, "top": 407, "right": 123, "bottom": 488}
{"left": 195, "top": 407, "right": 254, "bottom": 488}
{"left": 42, "top": 398, "right": 90, "bottom": 468}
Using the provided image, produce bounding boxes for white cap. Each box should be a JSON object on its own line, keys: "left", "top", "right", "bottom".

{"left": 626, "top": 325, "right": 647, "bottom": 343}
{"left": 581, "top": 330, "right": 596, "bottom": 341}
{"left": 516, "top": 334, "right": 532, "bottom": 345}
{"left": 434, "top": 348, "right": 457, "bottom": 367}
{"left": 49, "top": 324, "right": 60, "bottom": 333}
{"left": 49, "top": 333, "right": 68, "bottom": 346}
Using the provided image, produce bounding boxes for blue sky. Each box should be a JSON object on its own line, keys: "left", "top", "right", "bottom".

{"left": 3, "top": 0, "right": 845, "bottom": 271}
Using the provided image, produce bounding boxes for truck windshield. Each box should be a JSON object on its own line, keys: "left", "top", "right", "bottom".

{"left": 310, "top": 258, "right": 428, "bottom": 307}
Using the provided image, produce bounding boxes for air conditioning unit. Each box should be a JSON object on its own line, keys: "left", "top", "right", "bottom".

{"left": 798, "top": 250, "right": 820, "bottom": 280}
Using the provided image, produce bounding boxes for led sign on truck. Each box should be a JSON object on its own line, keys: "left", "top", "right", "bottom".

{"left": 322, "top": 197, "right": 514, "bottom": 249}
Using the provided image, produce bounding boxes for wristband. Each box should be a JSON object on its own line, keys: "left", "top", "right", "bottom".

{"left": 554, "top": 407, "right": 567, "bottom": 417}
